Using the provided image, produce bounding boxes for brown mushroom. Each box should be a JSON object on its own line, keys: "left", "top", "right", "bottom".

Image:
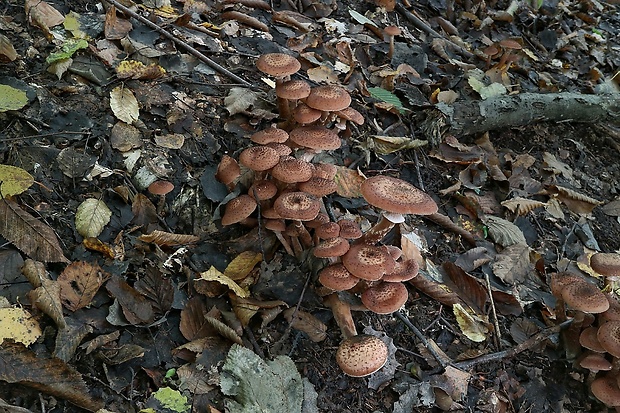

{"left": 256, "top": 53, "right": 301, "bottom": 119}
{"left": 579, "top": 352, "right": 612, "bottom": 373}
{"left": 221, "top": 194, "right": 257, "bottom": 226}
{"left": 337, "top": 219, "right": 363, "bottom": 240}
{"left": 313, "top": 163, "right": 338, "bottom": 180}
{"left": 318, "top": 264, "right": 360, "bottom": 291}
{"left": 305, "top": 85, "right": 352, "bottom": 113}
{"left": 342, "top": 244, "right": 396, "bottom": 281}
{"left": 271, "top": 157, "right": 314, "bottom": 184}
{"left": 265, "top": 218, "right": 294, "bottom": 256}
{"left": 315, "top": 222, "right": 341, "bottom": 240}
{"left": 591, "top": 375, "right": 620, "bottom": 407}
{"left": 382, "top": 259, "right": 419, "bottom": 282}
{"left": 313, "top": 237, "right": 350, "bottom": 258}
{"left": 293, "top": 102, "right": 322, "bottom": 125}
{"left": 361, "top": 281, "right": 409, "bottom": 314}
{"left": 289, "top": 126, "right": 341, "bottom": 155}
{"left": 597, "top": 321, "right": 620, "bottom": 358}
{"left": 239, "top": 146, "right": 280, "bottom": 172}
{"left": 250, "top": 127, "right": 289, "bottom": 145}
{"left": 215, "top": 155, "right": 240, "bottom": 191}
{"left": 336, "top": 334, "right": 389, "bottom": 377}
{"left": 561, "top": 280, "right": 609, "bottom": 314}
{"left": 383, "top": 25, "right": 401, "bottom": 59}
{"left": 248, "top": 179, "right": 278, "bottom": 201}
{"left": 591, "top": 252, "right": 620, "bottom": 289}
{"left": 274, "top": 192, "right": 321, "bottom": 221}
{"left": 298, "top": 177, "right": 337, "bottom": 197}
{"left": 265, "top": 142, "right": 293, "bottom": 157}
{"left": 580, "top": 326, "right": 606, "bottom": 353}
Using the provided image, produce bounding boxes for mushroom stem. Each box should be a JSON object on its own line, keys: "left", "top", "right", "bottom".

{"left": 273, "top": 231, "right": 295, "bottom": 256}
{"left": 323, "top": 293, "right": 357, "bottom": 339}
{"left": 357, "top": 215, "right": 397, "bottom": 245}
{"left": 291, "top": 220, "right": 314, "bottom": 248}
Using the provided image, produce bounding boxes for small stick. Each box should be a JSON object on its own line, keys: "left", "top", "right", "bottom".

{"left": 103, "top": 0, "right": 252, "bottom": 87}
{"left": 484, "top": 268, "right": 501, "bottom": 350}
{"left": 395, "top": 311, "right": 452, "bottom": 369}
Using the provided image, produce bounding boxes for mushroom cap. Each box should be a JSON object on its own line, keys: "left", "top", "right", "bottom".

{"left": 342, "top": 244, "right": 396, "bottom": 281}
{"left": 580, "top": 327, "right": 606, "bottom": 353}
{"left": 597, "top": 321, "right": 620, "bottom": 358}
{"left": 298, "top": 177, "right": 338, "bottom": 197}
{"left": 248, "top": 179, "right": 278, "bottom": 201}
{"left": 591, "top": 253, "right": 620, "bottom": 276}
{"left": 306, "top": 85, "right": 352, "bottom": 112}
{"left": 250, "top": 127, "right": 289, "bottom": 145}
{"left": 289, "top": 126, "right": 341, "bottom": 151}
{"left": 360, "top": 176, "right": 438, "bottom": 215}
{"left": 361, "top": 281, "right": 409, "bottom": 314}
{"left": 215, "top": 155, "right": 240, "bottom": 186}
{"left": 561, "top": 280, "right": 609, "bottom": 314}
{"left": 264, "top": 218, "right": 286, "bottom": 232}
{"left": 305, "top": 212, "right": 330, "bottom": 229}
{"left": 221, "top": 195, "right": 257, "bottom": 226}
{"left": 318, "top": 263, "right": 360, "bottom": 291}
{"left": 383, "top": 25, "right": 401, "bottom": 36}
{"left": 382, "top": 259, "right": 419, "bottom": 282}
{"left": 276, "top": 79, "right": 311, "bottom": 100}
{"left": 239, "top": 146, "right": 280, "bottom": 171}
{"left": 579, "top": 353, "right": 612, "bottom": 372}
{"left": 293, "top": 103, "right": 322, "bottom": 124}
{"left": 499, "top": 39, "right": 522, "bottom": 50}
{"left": 591, "top": 375, "right": 620, "bottom": 407}
{"left": 600, "top": 294, "right": 620, "bottom": 324}
{"left": 335, "top": 107, "right": 365, "bottom": 125}
{"left": 313, "top": 237, "right": 350, "bottom": 258}
{"left": 336, "top": 334, "right": 389, "bottom": 377}
{"left": 256, "top": 53, "right": 301, "bottom": 77}
{"left": 148, "top": 180, "right": 174, "bottom": 195}
{"left": 262, "top": 207, "right": 282, "bottom": 219}
{"left": 385, "top": 245, "right": 403, "bottom": 261}
{"left": 265, "top": 142, "right": 293, "bottom": 157}
{"left": 271, "top": 157, "right": 314, "bottom": 183}
{"left": 313, "top": 163, "right": 338, "bottom": 180}
{"left": 274, "top": 192, "right": 321, "bottom": 221}
{"left": 315, "top": 222, "right": 341, "bottom": 240}
{"left": 550, "top": 272, "right": 585, "bottom": 298}
{"left": 337, "top": 219, "right": 362, "bottom": 239}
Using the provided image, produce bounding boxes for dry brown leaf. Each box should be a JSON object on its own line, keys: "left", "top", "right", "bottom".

{"left": 491, "top": 243, "right": 533, "bottom": 285}
{"left": 99, "top": 344, "right": 145, "bottom": 365}
{"left": 454, "top": 247, "right": 493, "bottom": 272}
{"left": 177, "top": 363, "right": 215, "bottom": 395}
{"left": 481, "top": 215, "right": 526, "bottom": 247}
{"left": 110, "top": 85, "right": 139, "bottom": 124}
{"left": 80, "top": 330, "right": 120, "bottom": 355}
{"left": 333, "top": 166, "right": 364, "bottom": 198}
{"left": 104, "top": 5, "right": 132, "bottom": 40}
{"left": 21, "top": 258, "right": 48, "bottom": 287}
{"left": 501, "top": 197, "right": 547, "bottom": 215}
{"left": 204, "top": 316, "right": 243, "bottom": 345}
{"left": 0, "top": 34, "right": 17, "bottom": 62}
{"left": 602, "top": 199, "right": 620, "bottom": 217}
{"left": 443, "top": 262, "right": 488, "bottom": 314}
{"left": 0, "top": 199, "right": 70, "bottom": 263}
{"left": 58, "top": 261, "right": 111, "bottom": 312}
{"left": 0, "top": 342, "right": 103, "bottom": 411}
{"left": 25, "top": 0, "right": 64, "bottom": 38}
{"left": 106, "top": 276, "right": 154, "bottom": 325}
{"left": 409, "top": 266, "right": 463, "bottom": 307}
{"left": 131, "top": 193, "right": 158, "bottom": 227}
{"left": 547, "top": 184, "right": 602, "bottom": 215}
{"left": 134, "top": 266, "right": 174, "bottom": 315}
{"left": 139, "top": 229, "right": 199, "bottom": 246}
{"left": 283, "top": 308, "right": 327, "bottom": 342}
{"left": 28, "top": 278, "right": 66, "bottom": 329}
{"left": 229, "top": 294, "right": 287, "bottom": 327}
{"left": 154, "top": 133, "right": 184, "bottom": 149}
{"left": 453, "top": 303, "right": 489, "bottom": 342}
{"left": 82, "top": 237, "right": 116, "bottom": 259}
{"left": 179, "top": 297, "right": 212, "bottom": 341}
{"left": 110, "top": 121, "right": 142, "bottom": 152}
{"left": 54, "top": 319, "right": 93, "bottom": 362}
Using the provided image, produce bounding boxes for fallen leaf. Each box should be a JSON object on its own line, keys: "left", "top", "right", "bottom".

{"left": 491, "top": 243, "right": 533, "bottom": 285}
{"left": 58, "top": 261, "right": 111, "bottom": 312}
{"left": 75, "top": 198, "right": 112, "bottom": 238}
{"left": 139, "top": 230, "right": 199, "bottom": 246}
{"left": 224, "top": 251, "right": 262, "bottom": 281}
{"left": 501, "top": 197, "right": 547, "bottom": 216}
{"left": 28, "top": 278, "right": 66, "bottom": 328}
{"left": 106, "top": 276, "right": 155, "bottom": 325}
{"left": 453, "top": 303, "right": 488, "bottom": 342}
{"left": 481, "top": 215, "right": 527, "bottom": 247}
{"left": 0, "top": 85, "right": 28, "bottom": 112}
{"left": 0, "top": 34, "right": 17, "bottom": 62}
{"left": 224, "top": 87, "right": 260, "bottom": 116}
{"left": 283, "top": 308, "right": 327, "bottom": 342}
{"left": 196, "top": 266, "right": 249, "bottom": 298}
{"left": 110, "top": 85, "right": 140, "bottom": 124}
{"left": 333, "top": 166, "right": 364, "bottom": 198}
{"left": 0, "top": 308, "right": 41, "bottom": 345}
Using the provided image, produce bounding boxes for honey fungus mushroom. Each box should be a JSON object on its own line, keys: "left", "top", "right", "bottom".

{"left": 359, "top": 175, "right": 438, "bottom": 244}
{"left": 256, "top": 53, "right": 301, "bottom": 120}
{"left": 221, "top": 194, "right": 257, "bottom": 226}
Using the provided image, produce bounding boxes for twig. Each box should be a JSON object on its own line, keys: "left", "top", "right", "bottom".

{"left": 484, "top": 268, "right": 501, "bottom": 350}
{"left": 453, "top": 319, "right": 573, "bottom": 370}
{"left": 102, "top": 0, "right": 252, "bottom": 87}
{"left": 425, "top": 212, "right": 477, "bottom": 245}
{"left": 395, "top": 311, "right": 452, "bottom": 369}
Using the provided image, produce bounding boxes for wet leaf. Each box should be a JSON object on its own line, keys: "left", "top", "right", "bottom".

{"left": 481, "top": 215, "right": 526, "bottom": 247}
{"left": 75, "top": 198, "right": 112, "bottom": 238}
{"left": 220, "top": 344, "right": 303, "bottom": 413}
{"left": 443, "top": 262, "right": 487, "bottom": 314}
{"left": 58, "top": 261, "right": 111, "bottom": 312}
{"left": 453, "top": 303, "right": 488, "bottom": 342}
{"left": 134, "top": 267, "right": 174, "bottom": 315}
{"left": 0, "top": 85, "right": 28, "bottom": 112}
{"left": 0, "top": 199, "right": 70, "bottom": 263}
{"left": 106, "top": 276, "right": 155, "bottom": 325}
{"left": 0, "top": 308, "right": 41, "bottom": 345}
{"left": 110, "top": 85, "right": 139, "bottom": 124}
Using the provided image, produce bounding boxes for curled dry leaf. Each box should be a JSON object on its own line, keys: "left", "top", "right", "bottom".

{"left": 28, "top": 278, "right": 66, "bottom": 329}
{"left": 501, "top": 197, "right": 547, "bottom": 216}
{"left": 21, "top": 258, "right": 48, "bottom": 288}
{"left": 547, "top": 184, "right": 603, "bottom": 215}
{"left": 333, "top": 166, "right": 364, "bottom": 198}
{"left": 0, "top": 33, "right": 17, "bottom": 62}
{"left": 204, "top": 315, "right": 243, "bottom": 345}
{"left": 195, "top": 266, "right": 249, "bottom": 298}
{"left": 283, "top": 308, "right": 327, "bottom": 342}
{"left": 105, "top": 276, "right": 155, "bottom": 325}
{"left": 224, "top": 251, "right": 262, "bottom": 281}
{"left": 139, "top": 230, "right": 199, "bottom": 246}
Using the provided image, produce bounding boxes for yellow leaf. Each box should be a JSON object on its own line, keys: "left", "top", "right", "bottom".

{"left": 453, "top": 303, "right": 488, "bottom": 342}
{"left": 75, "top": 198, "right": 112, "bottom": 238}
{"left": 199, "top": 266, "right": 249, "bottom": 298}
{"left": 0, "top": 165, "right": 34, "bottom": 196}
{"left": 0, "top": 307, "right": 42, "bottom": 345}
{"left": 110, "top": 85, "right": 139, "bottom": 124}
{"left": 224, "top": 251, "right": 262, "bottom": 281}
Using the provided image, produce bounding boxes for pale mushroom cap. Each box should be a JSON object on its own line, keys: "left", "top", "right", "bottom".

{"left": 289, "top": 126, "right": 341, "bottom": 151}
{"left": 318, "top": 263, "right": 359, "bottom": 291}
{"left": 597, "top": 321, "right": 620, "bottom": 358}
{"left": 221, "top": 195, "right": 257, "bottom": 226}
{"left": 256, "top": 53, "right": 301, "bottom": 77}
{"left": 273, "top": 192, "right": 321, "bottom": 221}
{"left": 271, "top": 157, "right": 314, "bottom": 183}
{"left": 361, "top": 281, "right": 409, "bottom": 314}
{"left": 591, "top": 253, "right": 620, "bottom": 277}
{"left": 276, "top": 79, "right": 311, "bottom": 100}
{"left": 215, "top": 155, "right": 240, "bottom": 185}
{"left": 313, "top": 237, "right": 350, "bottom": 258}
{"left": 360, "top": 176, "right": 438, "bottom": 215}
{"left": 148, "top": 180, "right": 174, "bottom": 195}
{"left": 248, "top": 179, "right": 278, "bottom": 201}
{"left": 342, "top": 244, "right": 396, "bottom": 281}
{"left": 382, "top": 259, "right": 419, "bottom": 282}
{"left": 561, "top": 281, "right": 609, "bottom": 314}
{"left": 250, "top": 127, "right": 289, "bottom": 145}
{"left": 298, "top": 177, "right": 337, "bottom": 197}
{"left": 591, "top": 375, "right": 620, "bottom": 407}
{"left": 239, "top": 146, "right": 280, "bottom": 171}
{"left": 306, "top": 85, "right": 352, "bottom": 112}
{"left": 336, "top": 334, "right": 389, "bottom": 377}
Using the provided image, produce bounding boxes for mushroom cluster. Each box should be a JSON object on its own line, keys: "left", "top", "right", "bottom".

{"left": 550, "top": 258, "right": 620, "bottom": 408}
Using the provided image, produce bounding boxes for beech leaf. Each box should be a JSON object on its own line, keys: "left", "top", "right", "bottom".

{"left": 0, "top": 165, "right": 34, "bottom": 197}
{"left": 481, "top": 215, "right": 526, "bottom": 247}
{"left": 110, "top": 85, "right": 139, "bottom": 124}
{"left": 0, "top": 308, "right": 41, "bottom": 345}
{"left": 75, "top": 198, "right": 111, "bottom": 238}
{"left": 453, "top": 303, "right": 488, "bottom": 342}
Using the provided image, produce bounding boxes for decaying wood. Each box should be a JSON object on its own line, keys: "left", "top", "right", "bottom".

{"left": 421, "top": 92, "right": 620, "bottom": 145}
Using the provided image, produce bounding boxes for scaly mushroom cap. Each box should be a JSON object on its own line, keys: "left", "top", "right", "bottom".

{"left": 550, "top": 272, "right": 585, "bottom": 298}
{"left": 239, "top": 146, "right": 280, "bottom": 171}
{"left": 306, "top": 85, "right": 352, "bottom": 112}
{"left": 293, "top": 103, "right": 322, "bottom": 124}
{"left": 318, "top": 263, "right": 359, "bottom": 291}
{"left": 221, "top": 195, "right": 257, "bottom": 226}
{"left": 250, "top": 127, "right": 289, "bottom": 145}
{"left": 315, "top": 222, "right": 341, "bottom": 240}
{"left": 360, "top": 176, "right": 438, "bottom": 215}
{"left": 289, "top": 126, "right": 341, "bottom": 151}
{"left": 361, "top": 281, "right": 409, "bottom": 314}
{"left": 561, "top": 280, "right": 609, "bottom": 314}
{"left": 256, "top": 53, "right": 301, "bottom": 78}
{"left": 215, "top": 155, "right": 240, "bottom": 186}
{"left": 274, "top": 192, "right": 321, "bottom": 221}
{"left": 148, "top": 180, "right": 174, "bottom": 196}
{"left": 597, "top": 321, "right": 620, "bottom": 358}
{"left": 337, "top": 219, "right": 362, "bottom": 240}
{"left": 298, "top": 177, "right": 337, "bottom": 197}
{"left": 313, "top": 237, "right": 350, "bottom": 258}
{"left": 342, "top": 244, "right": 396, "bottom": 281}
{"left": 600, "top": 294, "right": 620, "bottom": 324}
{"left": 248, "top": 179, "right": 278, "bottom": 201}
{"left": 305, "top": 212, "right": 330, "bottom": 229}
{"left": 336, "top": 334, "right": 389, "bottom": 377}
{"left": 591, "top": 375, "right": 620, "bottom": 407}
{"left": 265, "top": 142, "right": 293, "bottom": 157}
{"left": 276, "top": 79, "right": 311, "bottom": 100}
{"left": 335, "top": 107, "right": 365, "bottom": 125}
{"left": 382, "top": 259, "right": 419, "bottom": 282}
{"left": 271, "top": 157, "right": 314, "bottom": 183}
{"left": 313, "top": 163, "right": 338, "bottom": 180}
{"left": 591, "top": 253, "right": 620, "bottom": 277}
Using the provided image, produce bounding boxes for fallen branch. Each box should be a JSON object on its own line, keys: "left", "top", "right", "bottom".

{"left": 421, "top": 92, "right": 620, "bottom": 145}
{"left": 103, "top": 0, "right": 253, "bottom": 87}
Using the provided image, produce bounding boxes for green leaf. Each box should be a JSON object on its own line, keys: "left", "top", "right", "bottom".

{"left": 46, "top": 38, "right": 88, "bottom": 64}
{"left": 0, "top": 85, "right": 28, "bottom": 112}
{"left": 367, "top": 87, "right": 408, "bottom": 113}
{"left": 220, "top": 344, "right": 303, "bottom": 413}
